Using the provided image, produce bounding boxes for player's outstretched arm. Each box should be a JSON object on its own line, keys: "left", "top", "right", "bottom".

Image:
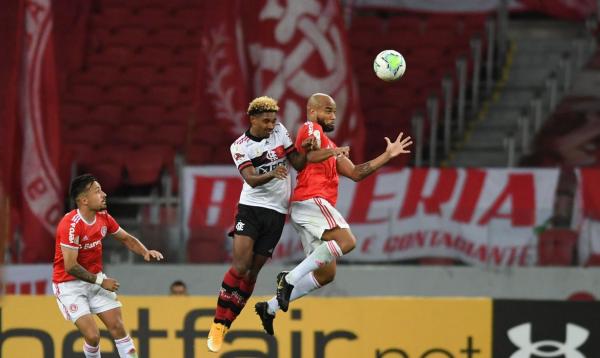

{"left": 113, "top": 228, "right": 164, "bottom": 262}
{"left": 240, "top": 164, "right": 287, "bottom": 188}
{"left": 336, "top": 132, "right": 412, "bottom": 182}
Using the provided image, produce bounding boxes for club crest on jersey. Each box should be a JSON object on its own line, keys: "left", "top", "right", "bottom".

{"left": 101, "top": 226, "right": 107, "bottom": 237}
{"left": 236, "top": 221, "right": 245, "bottom": 231}
{"left": 266, "top": 150, "right": 279, "bottom": 162}
{"left": 69, "top": 304, "right": 78, "bottom": 313}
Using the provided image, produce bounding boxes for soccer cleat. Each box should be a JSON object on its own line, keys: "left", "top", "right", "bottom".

{"left": 276, "top": 271, "right": 294, "bottom": 312}
{"left": 255, "top": 301, "right": 276, "bottom": 335}
{"left": 207, "top": 322, "right": 228, "bottom": 353}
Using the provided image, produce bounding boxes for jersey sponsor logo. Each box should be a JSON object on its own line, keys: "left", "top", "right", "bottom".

{"left": 236, "top": 221, "right": 245, "bottom": 231}
{"left": 68, "top": 220, "right": 79, "bottom": 244}
{"left": 101, "top": 226, "right": 107, "bottom": 237}
{"left": 82, "top": 240, "right": 101, "bottom": 250}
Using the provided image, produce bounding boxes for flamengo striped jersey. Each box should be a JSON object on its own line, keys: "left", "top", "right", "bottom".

{"left": 230, "top": 122, "right": 295, "bottom": 214}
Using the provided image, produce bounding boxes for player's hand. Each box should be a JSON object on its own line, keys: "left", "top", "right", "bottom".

{"left": 101, "top": 277, "right": 120, "bottom": 292}
{"left": 385, "top": 132, "right": 412, "bottom": 157}
{"left": 301, "top": 136, "right": 318, "bottom": 151}
{"left": 270, "top": 165, "right": 288, "bottom": 179}
{"left": 144, "top": 250, "right": 164, "bottom": 262}
{"left": 334, "top": 146, "right": 350, "bottom": 158}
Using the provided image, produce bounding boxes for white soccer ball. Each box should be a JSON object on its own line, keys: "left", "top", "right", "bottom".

{"left": 373, "top": 50, "right": 406, "bottom": 82}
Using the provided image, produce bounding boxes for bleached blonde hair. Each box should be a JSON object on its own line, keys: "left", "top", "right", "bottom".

{"left": 247, "top": 96, "right": 279, "bottom": 116}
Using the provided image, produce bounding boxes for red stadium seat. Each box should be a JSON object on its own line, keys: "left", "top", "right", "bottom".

{"left": 91, "top": 45, "right": 136, "bottom": 66}
{"left": 75, "top": 65, "right": 122, "bottom": 85}
{"left": 165, "top": 65, "right": 195, "bottom": 87}
{"left": 131, "top": 104, "right": 167, "bottom": 126}
{"left": 104, "top": 84, "right": 145, "bottom": 104}
{"left": 111, "top": 25, "right": 149, "bottom": 46}
{"left": 88, "top": 104, "right": 125, "bottom": 126}
{"left": 136, "top": 6, "right": 174, "bottom": 27}
{"left": 134, "top": 45, "right": 173, "bottom": 66}
{"left": 82, "top": 162, "right": 123, "bottom": 193}
{"left": 110, "top": 124, "right": 150, "bottom": 146}
{"left": 148, "top": 123, "right": 187, "bottom": 147}
{"left": 61, "top": 103, "right": 89, "bottom": 123}
{"left": 122, "top": 65, "right": 163, "bottom": 86}
{"left": 151, "top": 27, "right": 187, "bottom": 46}
{"left": 185, "top": 144, "right": 212, "bottom": 164}
{"left": 69, "top": 84, "right": 105, "bottom": 103}
{"left": 64, "top": 124, "right": 108, "bottom": 146}
{"left": 147, "top": 84, "right": 183, "bottom": 103}
{"left": 124, "top": 145, "right": 174, "bottom": 185}
{"left": 538, "top": 228, "right": 577, "bottom": 266}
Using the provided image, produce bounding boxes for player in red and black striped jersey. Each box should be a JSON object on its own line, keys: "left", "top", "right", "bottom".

{"left": 207, "top": 96, "right": 317, "bottom": 352}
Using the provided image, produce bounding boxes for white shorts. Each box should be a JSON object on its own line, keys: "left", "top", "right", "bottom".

{"left": 290, "top": 197, "right": 350, "bottom": 256}
{"left": 52, "top": 279, "right": 122, "bottom": 323}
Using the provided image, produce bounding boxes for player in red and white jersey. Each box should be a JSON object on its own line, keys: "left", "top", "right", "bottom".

{"left": 53, "top": 174, "right": 163, "bottom": 358}
{"left": 256, "top": 93, "right": 412, "bottom": 332}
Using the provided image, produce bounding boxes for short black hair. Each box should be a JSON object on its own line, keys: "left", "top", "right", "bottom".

{"left": 170, "top": 280, "right": 186, "bottom": 288}
{"left": 70, "top": 174, "right": 97, "bottom": 202}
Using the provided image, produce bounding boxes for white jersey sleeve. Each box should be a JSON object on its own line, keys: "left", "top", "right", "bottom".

{"left": 230, "top": 141, "right": 252, "bottom": 171}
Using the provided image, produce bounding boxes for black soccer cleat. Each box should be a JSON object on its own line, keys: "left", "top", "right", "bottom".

{"left": 254, "top": 301, "right": 275, "bottom": 335}
{"left": 276, "top": 271, "right": 294, "bottom": 312}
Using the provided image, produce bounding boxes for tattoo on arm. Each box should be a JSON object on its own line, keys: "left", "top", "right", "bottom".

{"left": 67, "top": 264, "right": 97, "bottom": 283}
{"left": 355, "top": 162, "right": 375, "bottom": 179}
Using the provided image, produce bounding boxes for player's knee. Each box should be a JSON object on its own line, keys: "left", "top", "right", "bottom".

{"left": 84, "top": 332, "right": 101, "bottom": 346}
{"left": 336, "top": 234, "right": 356, "bottom": 254}
{"left": 108, "top": 320, "right": 126, "bottom": 338}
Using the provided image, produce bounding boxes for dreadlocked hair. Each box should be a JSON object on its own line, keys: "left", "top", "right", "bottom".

{"left": 247, "top": 96, "right": 279, "bottom": 116}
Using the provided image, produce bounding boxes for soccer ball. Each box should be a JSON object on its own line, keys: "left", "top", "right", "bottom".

{"left": 373, "top": 50, "right": 406, "bottom": 82}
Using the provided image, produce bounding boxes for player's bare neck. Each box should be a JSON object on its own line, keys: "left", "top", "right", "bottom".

{"left": 77, "top": 207, "right": 96, "bottom": 225}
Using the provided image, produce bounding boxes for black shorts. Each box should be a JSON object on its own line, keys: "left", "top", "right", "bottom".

{"left": 230, "top": 204, "right": 286, "bottom": 257}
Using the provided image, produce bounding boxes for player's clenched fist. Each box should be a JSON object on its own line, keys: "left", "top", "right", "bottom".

{"left": 271, "top": 165, "right": 288, "bottom": 179}
{"left": 101, "top": 277, "right": 120, "bottom": 292}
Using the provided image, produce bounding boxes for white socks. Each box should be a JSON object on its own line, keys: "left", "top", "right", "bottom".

{"left": 267, "top": 272, "right": 322, "bottom": 315}
{"left": 115, "top": 335, "right": 137, "bottom": 358}
{"left": 286, "top": 241, "right": 343, "bottom": 285}
{"left": 84, "top": 342, "right": 101, "bottom": 357}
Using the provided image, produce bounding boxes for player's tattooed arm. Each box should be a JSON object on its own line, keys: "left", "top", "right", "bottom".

{"left": 337, "top": 132, "right": 412, "bottom": 181}
{"left": 61, "top": 246, "right": 97, "bottom": 283}
{"left": 68, "top": 264, "right": 97, "bottom": 283}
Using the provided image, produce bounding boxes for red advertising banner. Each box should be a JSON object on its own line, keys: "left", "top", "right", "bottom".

{"left": 19, "top": 0, "right": 64, "bottom": 262}
{"left": 183, "top": 166, "right": 559, "bottom": 266}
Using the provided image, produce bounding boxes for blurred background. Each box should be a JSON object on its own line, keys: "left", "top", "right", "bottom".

{"left": 1, "top": 0, "right": 600, "bottom": 356}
